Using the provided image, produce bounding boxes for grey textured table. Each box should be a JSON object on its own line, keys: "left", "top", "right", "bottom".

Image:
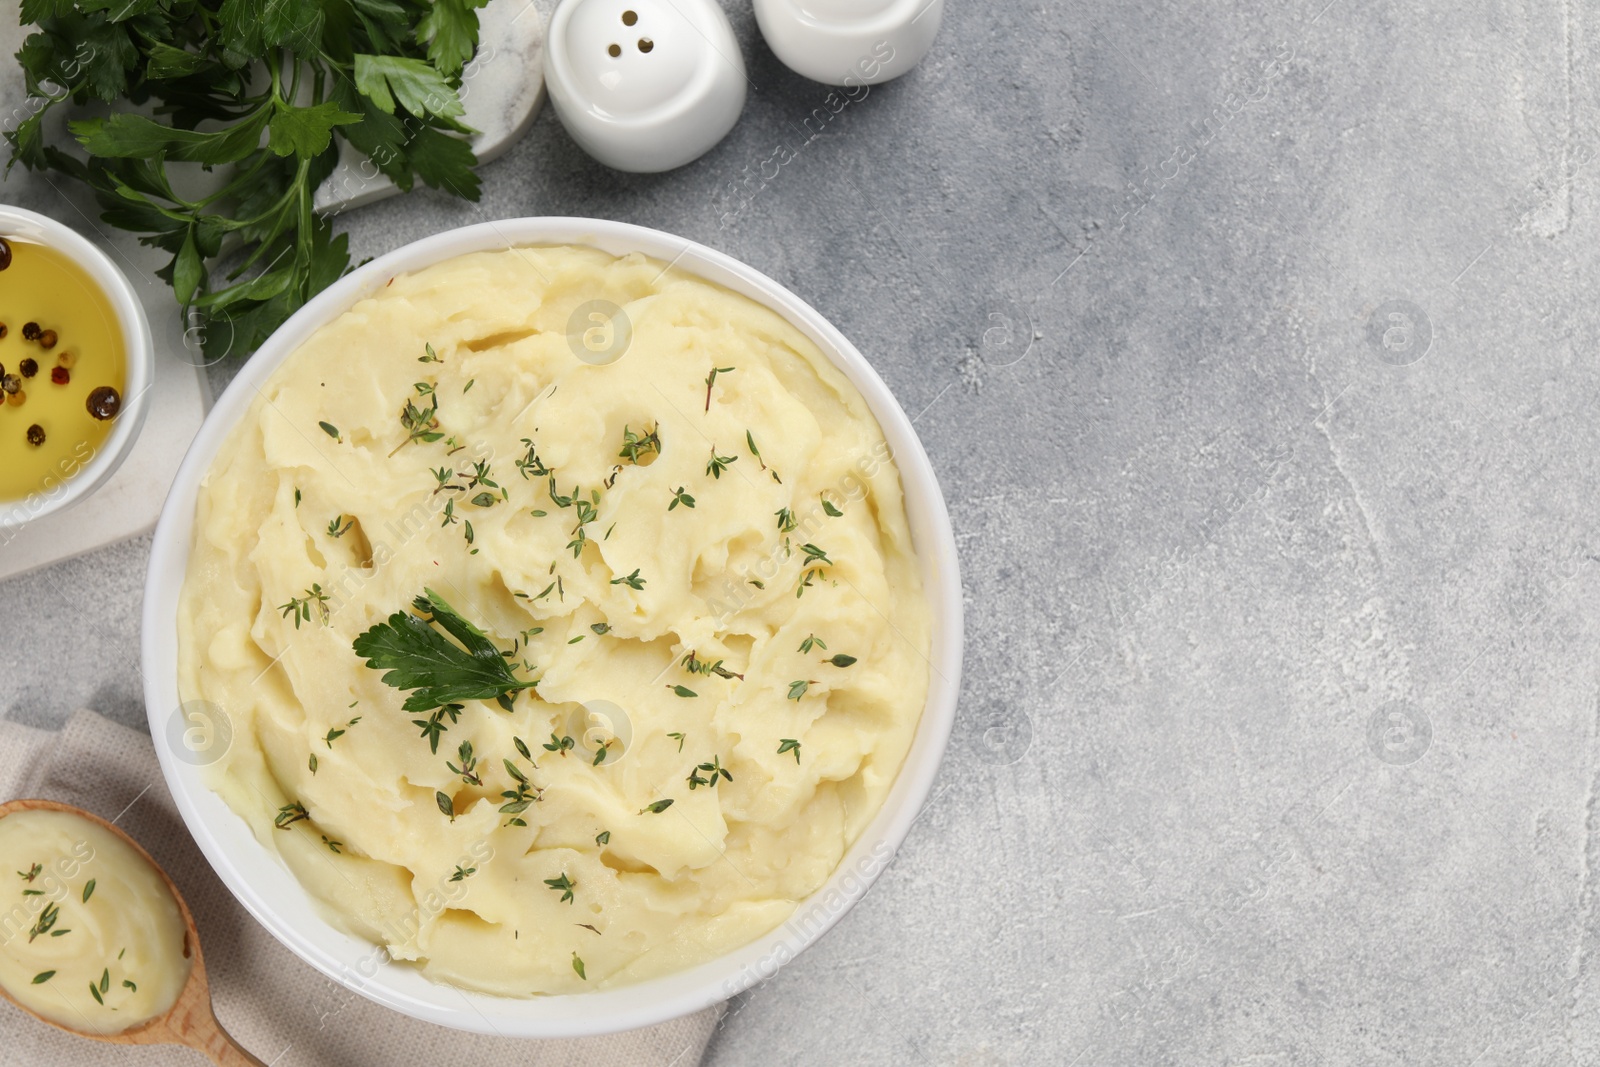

{"left": 5, "top": 0, "right": 1598, "bottom": 1063}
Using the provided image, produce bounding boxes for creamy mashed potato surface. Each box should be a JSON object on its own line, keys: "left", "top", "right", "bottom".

{"left": 177, "top": 246, "right": 931, "bottom": 994}
{"left": 0, "top": 810, "right": 191, "bottom": 1034}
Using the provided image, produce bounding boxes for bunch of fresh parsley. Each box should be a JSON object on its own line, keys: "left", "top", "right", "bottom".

{"left": 7, "top": 0, "right": 489, "bottom": 358}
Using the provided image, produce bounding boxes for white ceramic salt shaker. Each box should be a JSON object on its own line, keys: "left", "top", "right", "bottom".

{"left": 545, "top": 0, "right": 747, "bottom": 173}
{"left": 753, "top": 0, "right": 943, "bottom": 86}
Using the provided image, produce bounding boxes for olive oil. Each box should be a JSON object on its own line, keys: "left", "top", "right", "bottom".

{"left": 0, "top": 236, "right": 126, "bottom": 504}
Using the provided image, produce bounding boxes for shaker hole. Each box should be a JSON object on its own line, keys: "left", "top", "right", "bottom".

{"left": 608, "top": 43, "right": 621, "bottom": 56}
{"left": 637, "top": 37, "right": 654, "bottom": 52}
{"left": 622, "top": 9, "right": 638, "bottom": 25}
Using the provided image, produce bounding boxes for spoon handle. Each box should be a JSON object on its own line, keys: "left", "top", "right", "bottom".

{"left": 188, "top": 1018, "right": 268, "bottom": 1067}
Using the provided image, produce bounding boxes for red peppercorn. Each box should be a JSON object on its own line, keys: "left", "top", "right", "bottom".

{"left": 50, "top": 366, "right": 69, "bottom": 385}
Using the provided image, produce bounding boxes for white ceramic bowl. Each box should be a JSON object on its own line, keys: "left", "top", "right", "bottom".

{"left": 0, "top": 205, "right": 152, "bottom": 529}
{"left": 141, "top": 218, "right": 962, "bottom": 1038}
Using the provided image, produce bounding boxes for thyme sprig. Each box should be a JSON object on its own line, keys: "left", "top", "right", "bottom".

{"left": 279, "top": 584, "right": 331, "bottom": 629}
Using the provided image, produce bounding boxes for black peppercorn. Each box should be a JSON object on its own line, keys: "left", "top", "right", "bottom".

{"left": 25, "top": 424, "right": 44, "bottom": 447}
{"left": 86, "top": 385, "right": 121, "bottom": 420}
{"left": 21, "top": 322, "right": 38, "bottom": 340}
{"left": 0, "top": 324, "right": 8, "bottom": 339}
{"left": 0, "top": 237, "right": 11, "bottom": 271}
{"left": 18, "top": 358, "right": 37, "bottom": 379}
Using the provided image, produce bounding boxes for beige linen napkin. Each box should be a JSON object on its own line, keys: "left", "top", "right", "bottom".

{"left": 0, "top": 710, "right": 724, "bottom": 1065}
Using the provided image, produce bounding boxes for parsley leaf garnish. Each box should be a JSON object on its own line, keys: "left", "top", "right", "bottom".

{"left": 352, "top": 589, "right": 536, "bottom": 714}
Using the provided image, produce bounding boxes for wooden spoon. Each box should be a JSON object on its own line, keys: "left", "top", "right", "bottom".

{"left": 0, "top": 798, "right": 264, "bottom": 1066}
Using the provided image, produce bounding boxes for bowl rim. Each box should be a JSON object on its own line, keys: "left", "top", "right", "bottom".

{"left": 0, "top": 204, "right": 153, "bottom": 530}
{"left": 140, "top": 217, "right": 962, "bottom": 1038}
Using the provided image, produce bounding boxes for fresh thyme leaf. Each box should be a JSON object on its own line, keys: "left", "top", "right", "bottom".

{"left": 26, "top": 902, "right": 58, "bottom": 942}
{"left": 668, "top": 731, "right": 685, "bottom": 751}
{"left": 776, "top": 508, "right": 798, "bottom": 533}
{"left": 706, "top": 449, "right": 738, "bottom": 479}
{"left": 31, "top": 971, "right": 53, "bottom": 985}
{"left": 319, "top": 421, "right": 342, "bottom": 442}
{"left": 669, "top": 486, "right": 696, "bottom": 510}
{"left": 517, "top": 439, "right": 551, "bottom": 479}
{"left": 745, "top": 430, "right": 765, "bottom": 468}
{"left": 618, "top": 424, "right": 661, "bottom": 464}
{"left": 446, "top": 740, "right": 482, "bottom": 785}
{"left": 279, "top": 584, "right": 331, "bottom": 629}
{"left": 799, "top": 634, "right": 827, "bottom": 653}
{"left": 81, "top": 879, "right": 95, "bottom": 904}
{"left": 668, "top": 685, "right": 698, "bottom": 699}
{"left": 787, "top": 679, "right": 813, "bottom": 701}
{"left": 412, "top": 706, "right": 463, "bottom": 754}
{"left": 544, "top": 733, "right": 575, "bottom": 754}
{"left": 274, "top": 803, "right": 310, "bottom": 830}
{"left": 778, "top": 739, "right": 802, "bottom": 763}
{"left": 327, "top": 514, "right": 354, "bottom": 538}
{"left": 18, "top": 863, "right": 40, "bottom": 882}
{"left": 99, "top": 968, "right": 109, "bottom": 995}
{"left": 392, "top": 392, "right": 443, "bottom": 455}
{"left": 88, "top": 980, "right": 103, "bottom": 1005}
{"left": 704, "top": 365, "right": 735, "bottom": 411}
{"left": 544, "top": 872, "right": 576, "bottom": 903}
{"left": 450, "top": 864, "right": 477, "bottom": 882}
{"left": 800, "top": 543, "right": 832, "bottom": 566}
{"left": 322, "top": 835, "right": 342, "bottom": 853}
{"left": 611, "top": 569, "right": 645, "bottom": 590}
{"left": 826, "top": 654, "right": 858, "bottom": 668}
{"left": 352, "top": 589, "right": 536, "bottom": 715}
{"left": 822, "top": 496, "right": 843, "bottom": 517}
{"left": 436, "top": 790, "right": 455, "bottom": 821}
{"left": 640, "top": 799, "right": 674, "bottom": 814}
{"left": 595, "top": 830, "right": 611, "bottom": 846}
{"left": 687, "top": 754, "right": 731, "bottom": 790}
{"left": 572, "top": 952, "right": 586, "bottom": 980}
{"left": 122, "top": 978, "right": 138, "bottom": 992}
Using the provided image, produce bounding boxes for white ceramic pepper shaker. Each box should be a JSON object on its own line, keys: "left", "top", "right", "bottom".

{"left": 544, "top": 0, "right": 747, "bottom": 173}
{"left": 753, "top": 0, "right": 943, "bottom": 86}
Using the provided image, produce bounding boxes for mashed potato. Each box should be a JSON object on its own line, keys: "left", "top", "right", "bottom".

{"left": 0, "top": 810, "right": 191, "bottom": 1034}
{"left": 177, "top": 246, "right": 930, "bottom": 994}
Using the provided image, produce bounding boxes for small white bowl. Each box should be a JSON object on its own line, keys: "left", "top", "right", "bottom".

{"left": 141, "top": 218, "right": 962, "bottom": 1038}
{"left": 0, "top": 205, "right": 152, "bottom": 529}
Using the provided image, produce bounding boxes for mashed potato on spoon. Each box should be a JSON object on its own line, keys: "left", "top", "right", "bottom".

{"left": 177, "top": 246, "right": 930, "bottom": 994}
